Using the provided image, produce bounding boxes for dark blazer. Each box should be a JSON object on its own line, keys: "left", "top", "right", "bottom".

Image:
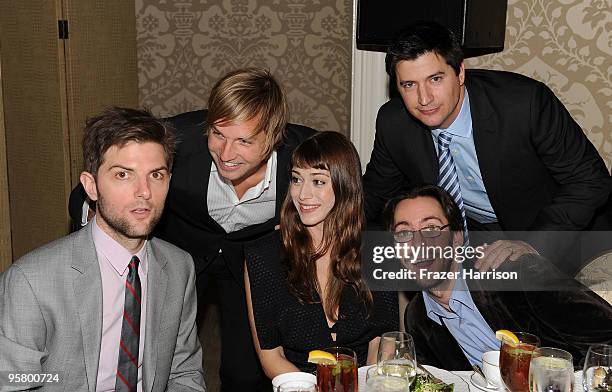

{"left": 69, "top": 110, "right": 316, "bottom": 284}
{"left": 363, "top": 69, "right": 612, "bottom": 233}
{"left": 150, "top": 110, "right": 315, "bottom": 283}
{"left": 404, "top": 259, "right": 612, "bottom": 370}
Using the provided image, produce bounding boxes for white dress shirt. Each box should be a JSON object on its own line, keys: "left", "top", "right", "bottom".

{"left": 207, "top": 151, "right": 277, "bottom": 233}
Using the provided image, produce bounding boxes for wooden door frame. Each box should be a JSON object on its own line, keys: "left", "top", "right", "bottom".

{"left": 0, "top": 57, "right": 13, "bottom": 271}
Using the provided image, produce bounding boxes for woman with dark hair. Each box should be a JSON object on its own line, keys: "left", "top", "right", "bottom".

{"left": 244, "top": 131, "right": 398, "bottom": 378}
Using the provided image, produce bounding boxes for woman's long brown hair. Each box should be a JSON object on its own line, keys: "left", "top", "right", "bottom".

{"left": 280, "top": 131, "right": 372, "bottom": 322}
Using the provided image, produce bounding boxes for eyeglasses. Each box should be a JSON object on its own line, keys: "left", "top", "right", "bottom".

{"left": 393, "top": 224, "right": 450, "bottom": 243}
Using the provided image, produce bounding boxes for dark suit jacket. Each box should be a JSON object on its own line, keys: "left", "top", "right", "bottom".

{"left": 404, "top": 259, "right": 612, "bottom": 370}
{"left": 69, "top": 110, "right": 317, "bottom": 284}
{"left": 363, "top": 69, "right": 612, "bottom": 234}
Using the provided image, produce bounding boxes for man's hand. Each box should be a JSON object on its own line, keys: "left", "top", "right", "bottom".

{"left": 475, "top": 240, "right": 538, "bottom": 271}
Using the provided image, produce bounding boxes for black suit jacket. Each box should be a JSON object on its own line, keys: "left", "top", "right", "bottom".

{"left": 70, "top": 110, "right": 317, "bottom": 283}
{"left": 364, "top": 69, "right": 612, "bottom": 233}
{"left": 404, "top": 259, "right": 612, "bottom": 370}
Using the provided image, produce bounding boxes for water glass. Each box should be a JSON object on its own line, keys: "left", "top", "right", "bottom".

{"left": 582, "top": 344, "right": 612, "bottom": 392}
{"left": 376, "top": 331, "right": 417, "bottom": 385}
{"left": 366, "top": 366, "right": 411, "bottom": 391}
{"left": 529, "top": 347, "right": 574, "bottom": 392}
{"left": 278, "top": 380, "right": 318, "bottom": 392}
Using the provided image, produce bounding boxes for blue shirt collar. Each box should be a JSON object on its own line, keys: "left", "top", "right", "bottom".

{"left": 423, "top": 272, "right": 476, "bottom": 325}
{"left": 432, "top": 88, "right": 471, "bottom": 139}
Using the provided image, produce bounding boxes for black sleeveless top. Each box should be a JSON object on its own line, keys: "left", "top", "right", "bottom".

{"left": 245, "top": 231, "right": 399, "bottom": 372}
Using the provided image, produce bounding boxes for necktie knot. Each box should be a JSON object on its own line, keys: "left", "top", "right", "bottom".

{"left": 128, "top": 256, "right": 140, "bottom": 273}
{"left": 437, "top": 132, "right": 453, "bottom": 150}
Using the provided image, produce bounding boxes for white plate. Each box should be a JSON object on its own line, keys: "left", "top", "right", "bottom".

{"left": 470, "top": 373, "right": 500, "bottom": 392}
{"left": 425, "top": 366, "right": 470, "bottom": 392}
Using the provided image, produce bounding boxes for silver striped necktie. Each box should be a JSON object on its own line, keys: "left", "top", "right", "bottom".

{"left": 437, "top": 132, "right": 469, "bottom": 244}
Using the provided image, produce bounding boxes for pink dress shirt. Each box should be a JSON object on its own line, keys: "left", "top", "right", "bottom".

{"left": 93, "top": 218, "right": 148, "bottom": 392}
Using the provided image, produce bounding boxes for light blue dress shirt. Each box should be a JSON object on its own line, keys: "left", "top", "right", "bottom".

{"left": 431, "top": 90, "right": 497, "bottom": 224}
{"left": 422, "top": 276, "right": 500, "bottom": 367}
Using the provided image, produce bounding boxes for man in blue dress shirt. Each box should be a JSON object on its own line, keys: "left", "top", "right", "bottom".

{"left": 387, "top": 184, "right": 612, "bottom": 369}
{"left": 363, "top": 21, "right": 612, "bottom": 276}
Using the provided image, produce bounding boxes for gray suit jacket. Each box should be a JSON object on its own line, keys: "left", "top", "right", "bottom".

{"left": 0, "top": 223, "right": 206, "bottom": 391}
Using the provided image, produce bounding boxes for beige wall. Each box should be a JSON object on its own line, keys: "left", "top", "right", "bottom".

{"left": 466, "top": 0, "right": 611, "bottom": 169}
{"left": 136, "top": 0, "right": 352, "bottom": 133}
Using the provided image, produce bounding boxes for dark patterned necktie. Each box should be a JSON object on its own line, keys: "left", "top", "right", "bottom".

{"left": 115, "top": 256, "right": 141, "bottom": 392}
{"left": 437, "top": 132, "right": 469, "bottom": 244}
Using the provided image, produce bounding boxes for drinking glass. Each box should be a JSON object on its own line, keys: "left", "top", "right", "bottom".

{"left": 365, "top": 365, "right": 411, "bottom": 391}
{"left": 376, "top": 331, "right": 417, "bottom": 386}
{"left": 500, "top": 332, "right": 541, "bottom": 392}
{"left": 278, "top": 380, "right": 318, "bottom": 392}
{"left": 529, "top": 347, "right": 574, "bottom": 392}
{"left": 316, "top": 347, "right": 358, "bottom": 392}
{"left": 582, "top": 344, "right": 612, "bottom": 392}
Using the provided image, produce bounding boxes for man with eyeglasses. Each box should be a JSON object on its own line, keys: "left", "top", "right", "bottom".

{"left": 386, "top": 184, "right": 612, "bottom": 370}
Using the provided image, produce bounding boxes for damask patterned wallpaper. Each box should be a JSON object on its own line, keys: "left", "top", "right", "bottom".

{"left": 136, "top": 0, "right": 352, "bottom": 133}
{"left": 466, "top": 0, "right": 611, "bottom": 169}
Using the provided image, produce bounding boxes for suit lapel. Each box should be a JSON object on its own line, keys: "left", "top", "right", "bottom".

{"left": 416, "top": 125, "right": 439, "bottom": 183}
{"left": 177, "top": 148, "right": 225, "bottom": 233}
{"left": 143, "top": 241, "right": 168, "bottom": 392}
{"left": 410, "top": 293, "right": 470, "bottom": 369}
{"left": 394, "top": 96, "right": 438, "bottom": 182}
{"left": 275, "top": 138, "right": 292, "bottom": 216}
{"left": 191, "top": 150, "right": 213, "bottom": 219}
{"left": 71, "top": 224, "right": 103, "bottom": 392}
{"left": 465, "top": 78, "right": 503, "bottom": 216}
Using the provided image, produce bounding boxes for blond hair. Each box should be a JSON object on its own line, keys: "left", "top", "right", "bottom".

{"left": 207, "top": 68, "right": 289, "bottom": 159}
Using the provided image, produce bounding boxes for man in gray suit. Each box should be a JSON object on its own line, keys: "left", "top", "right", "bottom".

{"left": 0, "top": 107, "right": 206, "bottom": 391}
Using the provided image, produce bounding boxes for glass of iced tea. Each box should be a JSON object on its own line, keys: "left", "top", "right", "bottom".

{"left": 316, "top": 347, "right": 358, "bottom": 392}
{"left": 500, "top": 332, "right": 541, "bottom": 392}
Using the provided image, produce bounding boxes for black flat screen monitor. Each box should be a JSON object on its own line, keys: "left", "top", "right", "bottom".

{"left": 356, "top": 0, "right": 508, "bottom": 58}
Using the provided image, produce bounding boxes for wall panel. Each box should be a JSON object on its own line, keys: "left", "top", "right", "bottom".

{"left": 0, "top": 0, "right": 71, "bottom": 258}
{"left": 63, "top": 0, "right": 139, "bottom": 185}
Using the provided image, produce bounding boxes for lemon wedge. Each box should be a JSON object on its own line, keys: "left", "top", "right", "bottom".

{"left": 495, "top": 330, "right": 519, "bottom": 345}
{"left": 307, "top": 350, "right": 337, "bottom": 365}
